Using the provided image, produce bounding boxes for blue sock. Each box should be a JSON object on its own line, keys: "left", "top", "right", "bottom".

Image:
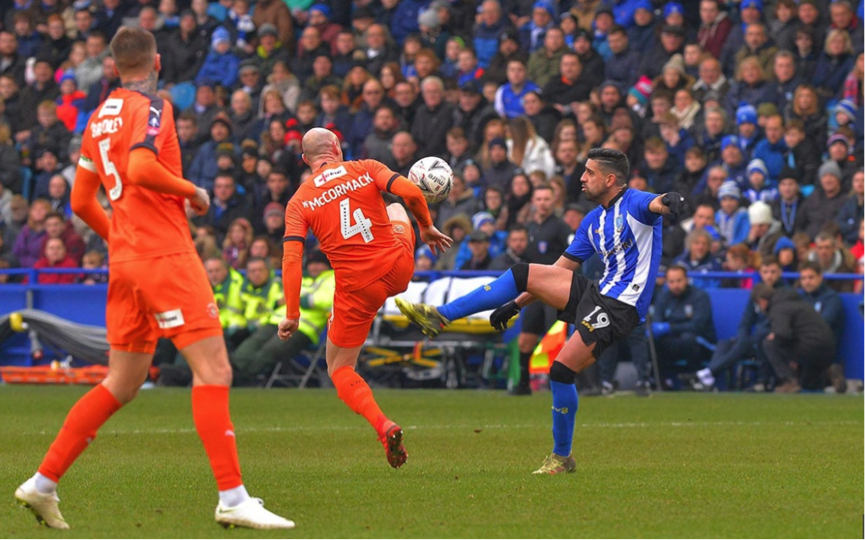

{"left": 437, "top": 268, "right": 519, "bottom": 321}
{"left": 550, "top": 381, "right": 578, "bottom": 457}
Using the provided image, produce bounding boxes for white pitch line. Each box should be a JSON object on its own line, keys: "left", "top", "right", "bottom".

{"left": 29, "top": 419, "right": 860, "bottom": 436}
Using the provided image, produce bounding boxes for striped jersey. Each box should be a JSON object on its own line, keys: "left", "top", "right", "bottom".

{"left": 563, "top": 188, "right": 662, "bottom": 321}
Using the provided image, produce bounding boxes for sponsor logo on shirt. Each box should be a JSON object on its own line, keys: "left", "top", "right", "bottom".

{"left": 313, "top": 165, "right": 348, "bottom": 187}
{"left": 154, "top": 309, "right": 185, "bottom": 329}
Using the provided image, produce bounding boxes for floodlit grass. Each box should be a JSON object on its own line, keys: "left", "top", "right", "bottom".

{"left": 0, "top": 386, "right": 861, "bottom": 538}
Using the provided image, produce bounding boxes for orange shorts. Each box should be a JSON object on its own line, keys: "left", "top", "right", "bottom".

{"left": 106, "top": 252, "right": 223, "bottom": 354}
{"left": 328, "top": 221, "right": 415, "bottom": 348}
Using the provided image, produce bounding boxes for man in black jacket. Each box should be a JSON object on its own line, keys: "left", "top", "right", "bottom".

{"left": 752, "top": 283, "right": 836, "bottom": 393}
{"left": 411, "top": 76, "right": 454, "bottom": 159}
{"left": 452, "top": 80, "right": 499, "bottom": 154}
{"left": 685, "top": 257, "right": 785, "bottom": 391}
{"left": 798, "top": 261, "right": 847, "bottom": 393}
{"left": 837, "top": 170, "right": 864, "bottom": 246}
{"left": 541, "top": 51, "right": 592, "bottom": 114}
{"left": 651, "top": 265, "right": 717, "bottom": 371}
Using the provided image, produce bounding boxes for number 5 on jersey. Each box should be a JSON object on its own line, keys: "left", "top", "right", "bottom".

{"left": 340, "top": 198, "right": 373, "bottom": 243}
{"left": 97, "top": 138, "right": 123, "bottom": 201}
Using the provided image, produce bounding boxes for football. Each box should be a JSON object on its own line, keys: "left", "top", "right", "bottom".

{"left": 408, "top": 157, "right": 453, "bottom": 204}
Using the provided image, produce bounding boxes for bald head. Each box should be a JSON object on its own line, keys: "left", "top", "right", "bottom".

{"left": 302, "top": 127, "right": 342, "bottom": 168}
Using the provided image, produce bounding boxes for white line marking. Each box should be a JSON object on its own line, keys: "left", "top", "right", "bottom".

{"left": 30, "top": 420, "right": 860, "bottom": 436}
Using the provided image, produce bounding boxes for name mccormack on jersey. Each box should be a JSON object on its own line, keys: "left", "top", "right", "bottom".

{"left": 301, "top": 172, "right": 376, "bottom": 212}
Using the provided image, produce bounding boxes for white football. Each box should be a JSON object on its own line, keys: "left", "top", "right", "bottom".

{"left": 408, "top": 157, "right": 453, "bottom": 204}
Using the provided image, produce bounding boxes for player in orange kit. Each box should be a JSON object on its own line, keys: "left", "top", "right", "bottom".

{"left": 14, "top": 27, "right": 294, "bottom": 530}
{"left": 279, "top": 128, "right": 451, "bottom": 468}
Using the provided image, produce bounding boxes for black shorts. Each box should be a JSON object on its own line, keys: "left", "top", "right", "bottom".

{"left": 520, "top": 301, "right": 559, "bottom": 336}
{"left": 558, "top": 273, "right": 641, "bottom": 359}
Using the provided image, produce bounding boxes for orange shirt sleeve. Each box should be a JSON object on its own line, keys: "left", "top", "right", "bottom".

{"left": 282, "top": 196, "right": 308, "bottom": 319}
{"left": 72, "top": 135, "right": 110, "bottom": 240}
{"left": 365, "top": 160, "right": 432, "bottom": 228}
{"left": 127, "top": 148, "right": 197, "bottom": 198}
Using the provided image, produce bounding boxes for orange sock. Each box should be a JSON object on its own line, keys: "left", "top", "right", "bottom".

{"left": 331, "top": 366, "right": 389, "bottom": 436}
{"left": 192, "top": 385, "right": 243, "bottom": 491}
{"left": 38, "top": 384, "right": 122, "bottom": 482}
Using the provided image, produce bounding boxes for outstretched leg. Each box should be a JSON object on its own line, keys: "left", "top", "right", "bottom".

{"left": 18, "top": 349, "right": 151, "bottom": 529}
{"left": 397, "top": 263, "right": 573, "bottom": 337}
{"left": 326, "top": 339, "right": 407, "bottom": 468}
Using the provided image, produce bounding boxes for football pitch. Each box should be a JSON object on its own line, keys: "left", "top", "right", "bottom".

{"left": 0, "top": 386, "right": 861, "bottom": 538}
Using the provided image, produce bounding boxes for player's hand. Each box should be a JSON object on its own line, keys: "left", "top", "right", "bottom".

{"left": 420, "top": 225, "right": 452, "bottom": 255}
{"left": 187, "top": 187, "right": 210, "bottom": 216}
{"left": 278, "top": 317, "right": 300, "bottom": 341}
{"left": 661, "top": 192, "right": 685, "bottom": 217}
{"left": 490, "top": 300, "right": 521, "bottom": 332}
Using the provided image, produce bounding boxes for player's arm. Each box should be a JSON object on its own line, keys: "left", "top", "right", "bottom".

{"left": 278, "top": 201, "right": 308, "bottom": 340}
{"left": 369, "top": 160, "right": 452, "bottom": 253}
{"left": 649, "top": 192, "right": 685, "bottom": 216}
{"left": 70, "top": 160, "right": 110, "bottom": 240}
{"left": 127, "top": 149, "right": 210, "bottom": 213}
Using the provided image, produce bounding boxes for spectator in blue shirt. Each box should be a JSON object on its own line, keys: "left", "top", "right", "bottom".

{"left": 519, "top": 0, "right": 555, "bottom": 53}
{"left": 752, "top": 114, "right": 787, "bottom": 183}
{"left": 651, "top": 264, "right": 717, "bottom": 373}
{"left": 493, "top": 58, "right": 538, "bottom": 118}
{"left": 715, "top": 181, "right": 750, "bottom": 246}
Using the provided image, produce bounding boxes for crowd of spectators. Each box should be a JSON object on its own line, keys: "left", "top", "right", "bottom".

{"left": 0, "top": 0, "right": 860, "bottom": 389}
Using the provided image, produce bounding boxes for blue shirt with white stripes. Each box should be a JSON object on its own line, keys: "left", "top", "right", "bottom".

{"left": 563, "top": 188, "right": 662, "bottom": 322}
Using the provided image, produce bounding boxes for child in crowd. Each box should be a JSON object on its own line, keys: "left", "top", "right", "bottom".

{"left": 744, "top": 159, "right": 778, "bottom": 203}
{"left": 226, "top": 0, "right": 256, "bottom": 52}
{"left": 715, "top": 181, "right": 750, "bottom": 246}
{"left": 735, "top": 104, "right": 760, "bottom": 157}
{"left": 77, "top": 250, "right": 108, "bottom": 285}
{"left": 626, "top": 76, "right": 652, "bottom": 118}
{"left": 55, "top": 72, "right": 85, "bottom": 132}
{"left": 833, "top": 99, "right": 857, "bottom": 132}
{"left": 195, "top": 27, "right": 241, "bottom": 88}
{"left": 783, "top": 120, "right": 820, "bottom": 187}
{"left": 722, "top": 243, "right": 757, "bottom": 289}
{"left": 773, "top": 236, "right": 798, "bottom": 273}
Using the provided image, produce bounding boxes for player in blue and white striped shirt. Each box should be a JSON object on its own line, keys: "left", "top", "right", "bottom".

{"left": 396, "top": 148, "right": 685, "bottom": 474}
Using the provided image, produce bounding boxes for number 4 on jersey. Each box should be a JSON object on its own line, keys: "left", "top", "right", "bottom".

{"left": 340, "top": 198, "right": 374, "bottom": 243}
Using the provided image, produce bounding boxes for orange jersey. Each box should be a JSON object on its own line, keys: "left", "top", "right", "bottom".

{"left": 78, "top": 89, "right": 194, "bottom": 263}
{"left": 284, "top": 160, "right": 408, "bottom": 291}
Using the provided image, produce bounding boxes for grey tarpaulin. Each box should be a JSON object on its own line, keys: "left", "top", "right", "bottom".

{"left": 0, "top": 310, "right": 109, "bottom": 365}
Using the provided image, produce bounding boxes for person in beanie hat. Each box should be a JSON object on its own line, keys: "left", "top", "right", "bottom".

{"left": 716, "top": 180, "right": 750, "bottom": 245}
{"left": 744, "top": 158, "right": 778, "bottom": 204}
{"left": 773, "top": 235, "right": 798, "bottom": 272}
{"left": 771, "top": 167, "right": 807, "bottom": 236}
{"left": 453, "top": 210, "right": 508, "bottom": 269}
{"left": 626, "top": 75, "right": 652, "bottom": 117}
{"left": 55, "top": 71, "right": 85, "bottom": 132}
{"left": 734, "top": 103, "right": 760, "bottom": 156}
{"left": 414, "top": 245, "right": 437, "bottom": 271}
{"left": 834, "top": 99, "right": 857, "bottom": 128}
{"left": 195, "top": 26, "right": 241, "bottom": 88}
{"left": 745, "top": 200, "right": 784, "bottom": 259}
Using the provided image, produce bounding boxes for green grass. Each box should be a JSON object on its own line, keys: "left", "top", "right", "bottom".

{"left": 0, "top": 386, "right": 861, "bottom": 538}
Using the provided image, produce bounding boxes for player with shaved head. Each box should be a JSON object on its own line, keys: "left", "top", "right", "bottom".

{"left": 279, "top": 127, "right": 451, "bottom": 468}
{"left": 14, "top": 27, "right": 294, "bottom": 530}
